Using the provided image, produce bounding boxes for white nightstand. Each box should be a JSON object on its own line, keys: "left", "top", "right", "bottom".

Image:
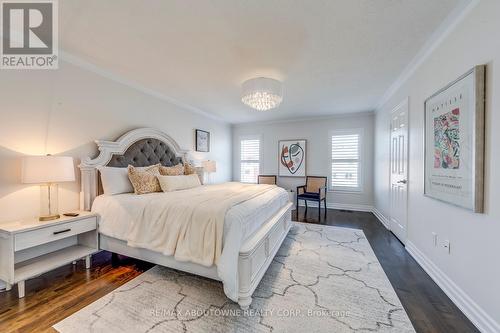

{"left": 0, "top": 211, "right": 98, "bottom": 298}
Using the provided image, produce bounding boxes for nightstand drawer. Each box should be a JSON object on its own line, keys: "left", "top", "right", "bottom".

{"left": 14, "top": 217, "right": 97, "bottom": 251}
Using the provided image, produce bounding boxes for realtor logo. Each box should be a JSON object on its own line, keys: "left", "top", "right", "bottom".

{"left": 1, "top": 0, "right": 58, "bottom": 69}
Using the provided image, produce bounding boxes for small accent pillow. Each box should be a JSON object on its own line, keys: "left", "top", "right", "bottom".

{"left": 184, "top": 162, "right": 197, "bottom": 175}
{"left": 159, "top": 163, "right": 184, "bottom": 176}
{"left": 157, "top": 174, "right": 201, "bottom": 192}
{"left": 98, "top": 166, "right": 133, "bottom": 195}
{"left": 127, "top": 164, "right": 162, "bottom": 194}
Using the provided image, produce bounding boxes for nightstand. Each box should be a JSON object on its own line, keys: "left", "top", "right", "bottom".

{"left": 0, "top": 211, "right": 98, "bottom": 298}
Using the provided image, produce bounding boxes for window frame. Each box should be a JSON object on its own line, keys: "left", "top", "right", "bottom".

{"left": 239, "top": 135, "right": 262, "bottom": 184}
{"left": 329, "top": 128, "right": 364, "bottom": 193}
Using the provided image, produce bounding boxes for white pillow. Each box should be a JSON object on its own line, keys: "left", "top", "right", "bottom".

{"left": 157, "top": 174, "right": 201, "bottom": 192}
{"left": 98, "top": 166, "right": 133, "bottom": 195}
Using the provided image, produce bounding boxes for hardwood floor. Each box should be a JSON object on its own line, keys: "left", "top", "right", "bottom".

{"left": 0, "top": 209, "right": 478, "bottom": 333}
{"left": 294, "top": 207, "right": 479, "bottom": 333}
{"left": 0, "top": 253, "right": 154, "bottom": 333}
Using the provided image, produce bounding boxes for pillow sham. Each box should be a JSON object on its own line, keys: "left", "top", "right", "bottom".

{"left": 157, "top": 174, "right": 201, "bottom": 192}
{"left": 127, "top": 164, "right": 162, "bottom": 194}
{"left": 98, "top": 166, "right": 134, "bottom": 195}
{"left": 159, "top": 163, "right": 184, "bottom": 176}
{"left": 183, "top": 162, "right": 197, "bottom": 175}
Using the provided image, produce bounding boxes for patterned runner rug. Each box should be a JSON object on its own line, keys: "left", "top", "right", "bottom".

{"left": 54, "top": 222, "right": 415, "bottom": 332}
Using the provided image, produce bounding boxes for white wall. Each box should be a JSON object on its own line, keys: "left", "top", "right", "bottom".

{"left": 0, "top": 61, "right": 232, "bottom": 223}
{"left": 374, "top": 0, "right": 500, "bottom": 331}
{"left": 232, "top": 113, "right": 374, "bottom": 209}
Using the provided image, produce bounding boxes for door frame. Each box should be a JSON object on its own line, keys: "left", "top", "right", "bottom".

{"left": 388, "top": 97, "right": 410, "bottom": 244}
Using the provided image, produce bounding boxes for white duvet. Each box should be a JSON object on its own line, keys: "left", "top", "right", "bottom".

{"left": 92, "top": 182, "right": 289, "bottom": 301}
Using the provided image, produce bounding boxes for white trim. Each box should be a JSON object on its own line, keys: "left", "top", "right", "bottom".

{"left": 232, "top": 111, "right": 374, "bottom": 128}
{"left": 297, "top": 202, "right": 373, "bottom": 213}
{"left": 238, "top": 135, "right": 262, "bottom": 183}
{"left": 376, "top": 0, "right": 480, "bottom": 110}
{"left": 329, "top": 128, "right": 364, "bottom": 192}
{"left": 371, "top": 207, "right": 390, "bottom": 230}
{"left": 406, "top": 241, "right": 500, "bottom": 333}
{"left": 60, "top": 51, "right": 226, "bottom": 123}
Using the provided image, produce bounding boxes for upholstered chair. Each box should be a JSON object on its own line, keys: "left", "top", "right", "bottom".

{"left": 296, "top": 176, "right": 327, "bottom": 220}
{"left": 258, "top": 175, "right": 277, "bottom": 185}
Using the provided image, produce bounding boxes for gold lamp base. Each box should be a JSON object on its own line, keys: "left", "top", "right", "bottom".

{"left": 39, "top": 214, "right": 60, "bottom": 222}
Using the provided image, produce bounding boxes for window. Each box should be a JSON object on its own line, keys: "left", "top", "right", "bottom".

{"left": 330, "top": 130, "right": 362, "bottom": 191}
{"left": 240, "top": 137, "right": 260, "bottom": 183}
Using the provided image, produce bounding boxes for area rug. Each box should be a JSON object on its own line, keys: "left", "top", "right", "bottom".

{"left": 54, "top": 222, "right": 415, "bottom": 333}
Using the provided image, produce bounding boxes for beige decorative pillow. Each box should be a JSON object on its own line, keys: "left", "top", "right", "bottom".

{"left": 184, "top": 162, "right": 197, "bottom": 175}
{"left": 157, "top": 174, "right": 201, "bottom": 192}
{"left": 159, "top": 163, "right": 184, "bottom": 176}
{"left": 127, "top": 164, "right": 162, "bottom": 194}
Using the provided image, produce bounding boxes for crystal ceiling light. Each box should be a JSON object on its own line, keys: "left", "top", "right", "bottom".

{"left": 241, "top": 77, "right": 283, "bottom": 111}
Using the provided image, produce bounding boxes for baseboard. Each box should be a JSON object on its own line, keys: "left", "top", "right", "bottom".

{"left": 406, "top": 241, "right": 500, "bottom": 333}
{"left": 371, "top": 207, "right": 390, "bottom": 229}
{"left": 297, "top": 202, "right": 373, "bottom": 212}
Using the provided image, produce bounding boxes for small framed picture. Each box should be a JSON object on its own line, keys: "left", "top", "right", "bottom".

{"left": 195, "top": 129, "right": 210, "bottom": 152}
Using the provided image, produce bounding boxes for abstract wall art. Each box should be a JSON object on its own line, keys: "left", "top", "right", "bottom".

{"left": 279, "top": 139, "right": 306, "bottom": 177}
{"left": 424, "top": 65, "right": 485, "bottom": 213}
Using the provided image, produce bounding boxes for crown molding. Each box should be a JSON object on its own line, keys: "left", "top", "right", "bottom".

{"left": 232, "top": 110, "right": 374, "bottom": 128}
{"left": 59, "top": 51, "right": 227, "bottom": 123}
{"left": 376, "top": 0, "right": 480, "bottom": 111}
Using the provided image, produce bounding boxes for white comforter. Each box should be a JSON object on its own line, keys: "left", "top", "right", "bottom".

{"left": 92, "top": 182, "right": 289, "bottom": 301}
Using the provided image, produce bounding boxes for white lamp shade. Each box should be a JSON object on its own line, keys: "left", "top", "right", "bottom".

{"left": 202, "top": 160, "right": 217, "bottom": 173}
{"left": 21, "top": 155, "right": 75, "bottom": 184}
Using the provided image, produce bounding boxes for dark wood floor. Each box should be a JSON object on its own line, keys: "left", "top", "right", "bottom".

{"left": 0, "top": 208, "right": 478, "bottom": 333}
{"left": 295, "top": 207, "right": 479, "bottom": 333}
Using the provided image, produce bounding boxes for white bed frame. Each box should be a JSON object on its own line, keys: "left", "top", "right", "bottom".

{"left": 79, "top": 128, "right": 292, "bottom": 309}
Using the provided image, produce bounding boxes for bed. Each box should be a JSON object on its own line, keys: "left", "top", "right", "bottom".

{"left": 79, "top": 128, "right": 292, "bottom": 309}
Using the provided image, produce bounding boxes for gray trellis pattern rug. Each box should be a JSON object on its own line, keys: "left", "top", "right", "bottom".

{"left": 54, "top": 222, "right": 415, "bottom": 333}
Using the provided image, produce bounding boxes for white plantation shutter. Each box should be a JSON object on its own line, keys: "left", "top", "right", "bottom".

{"left": 331, "top": 132, "right": 361, "bottom": 190}
{"left": 240, "top": 138, "right": 260, "bottom": 183}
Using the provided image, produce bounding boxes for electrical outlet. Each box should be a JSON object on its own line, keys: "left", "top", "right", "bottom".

{"left": 432, "top": 232, "right": 437, "bottom": 247}
{"left": 443, "top": 240, "right": 451, "bottom": 254}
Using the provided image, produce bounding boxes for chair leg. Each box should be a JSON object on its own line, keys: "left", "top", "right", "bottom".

{"left": 318, "top": 200, "right": 321, "bottom": 221}
{"left": 305, "top": 200, "right": 308, "bottom": 211}
{"left": 296, "top": 197, "right": 299, "bottom": 216}
{"left": 324, "top": 199, "right": 327, "bottom": 217}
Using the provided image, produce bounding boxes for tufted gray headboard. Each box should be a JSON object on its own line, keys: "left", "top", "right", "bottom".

{"left": 106, "top": 138, "right": 184, "bottom": 168}
{"left": 79, "top": 128, "right": 192, "bottom": 210}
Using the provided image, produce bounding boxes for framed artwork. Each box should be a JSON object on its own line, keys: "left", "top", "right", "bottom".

{"left": 424, "top": 65, "right": 485, "bottom": 213}
{"left": 195, "top": 129, "right": 210, "bottom": 152}
{"left": 279, "top": 139, "right": 306, "bottom": 177}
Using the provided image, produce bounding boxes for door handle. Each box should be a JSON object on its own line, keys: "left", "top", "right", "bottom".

{"left": 397, "top": 180, "right": 407, "bottom": 184}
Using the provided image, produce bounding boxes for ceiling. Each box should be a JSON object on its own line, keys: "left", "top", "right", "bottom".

{"left": 60, "top": 0, "right": 463, "bottom": 123}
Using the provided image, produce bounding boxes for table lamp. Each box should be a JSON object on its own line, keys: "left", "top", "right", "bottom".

{"left": 202, "top": 160, "right": 216, "bottom": 184}
{"left": 21, "top": 155, "right": 75, "bottom": 221}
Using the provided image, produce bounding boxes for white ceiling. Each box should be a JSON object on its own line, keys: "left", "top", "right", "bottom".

{"left": 60, "top": 0, "right": 463, "bottom": 123}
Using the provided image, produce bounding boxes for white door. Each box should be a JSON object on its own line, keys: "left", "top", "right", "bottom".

{"left": 389, "top": 99, "right": 409, "bottom": 244}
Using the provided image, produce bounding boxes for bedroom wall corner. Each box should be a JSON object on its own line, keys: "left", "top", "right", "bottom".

{"left": 0, "top": 61, "right": 232, "bottom": 223}
{"left": 231, "top": 113, "right": 375, "bottom": 210}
